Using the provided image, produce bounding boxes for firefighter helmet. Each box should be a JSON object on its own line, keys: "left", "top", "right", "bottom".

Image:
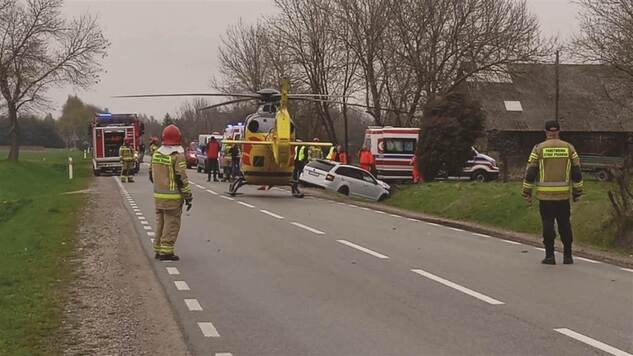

{"left": 162, "top": 124, "right": 182, "bottom": 145}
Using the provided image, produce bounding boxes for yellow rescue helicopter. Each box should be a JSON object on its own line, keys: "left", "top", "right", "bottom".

{"left": 115, "top": 80, "right": 335, "bottom": 197}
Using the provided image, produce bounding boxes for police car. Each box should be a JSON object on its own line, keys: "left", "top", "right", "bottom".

{"left": 300, "top": 160, "right": 391, "bottom": 201}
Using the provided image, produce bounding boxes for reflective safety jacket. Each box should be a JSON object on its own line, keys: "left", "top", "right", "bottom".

{"left": 119, "top": 145, "right": 135, "bottom": 162}
{"left": 294, "top": 145, "right": 307, "bottom": 163}
{"left": 523, "top": 138, "right": 583, "bottom": 200}
{"left": 326, "top": 147, "right": 336, "bottom": 160}
{"left": 150, "top": 143, "right": 159, "bottom": 156}
{"left": 308, "top": 146, "right": 323, "bottom": 161}
{"left": 150, "top": 146, "right": 192, "bottom": 209}
{"left": 338, "top": 151, "right": 349, "bottom": 164}
{"left": 359, "top": 149, "right": 374, "bottom": 165}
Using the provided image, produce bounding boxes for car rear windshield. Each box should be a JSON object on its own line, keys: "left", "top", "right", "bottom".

{"left": 307, "top": 160, "right": 336, "bottom": 172}
{"left": 383, "top": 138, "right": 416, "bottom": 154}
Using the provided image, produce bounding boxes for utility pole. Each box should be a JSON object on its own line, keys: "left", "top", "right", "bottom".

{"left": 555, "top": 50, "right": 560, "bottom": 123}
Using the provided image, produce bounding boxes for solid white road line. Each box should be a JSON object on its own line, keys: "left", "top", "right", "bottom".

{"left": 221, "top": 196, "right": 234, "bottom": 201}
{"left": 143, "top": 226, "right": 152, "bottom": 230}
{"left": 501, "top": 239, "right": 521, "bottom": 245}
{"left": 184, "top": 299, "right": 203, "bottom": 311}
{"left": 554, "top": 328, "right": 632, "bottom": 356}
{"left": 291, "top": 222, "right": 325, "bottom": 235}
{"left": 621, "top": 268, "right": 633, "bottom": 273}
{"left": 215, "top": 353, "right": 233, "bottom": 356}
{"left": 166, "top": 267, "right": 180, "bottom": 275}
{"left": 260, "top": 209, "right": 284, "bottom": 219}
{"left": 206, "top": 189, "right": 218, "bottom": 195}
{"left": 238, "top": 201, "right": 255, "bottom": 208}
{"left": 198, "top": 322, "right": 220, "bottom": 338}
{"left": 337, "top": 240, "right": 389, "bottom": 259}
{"left": 174, "top": 281, "right": 190, "bottom": 291}
{"left": 473, "top": 233, "right": 491, "bottom": 238}
{"left": 449, "top": 227, "right": 465, "bottom": 232}
{"left": 389, "top": 213, "right": 401, "bottom": 218}
{"left": 147, "top": 232, "right": 155, "bottom": 237}
{"left": 576, "top": 256, "right": 602, "bottom": 264}
{"left": 411, "top": 269, "right": 504, "bottom": 305}
{"left": 373, "top": 210, "right": 386, "bottom": 214}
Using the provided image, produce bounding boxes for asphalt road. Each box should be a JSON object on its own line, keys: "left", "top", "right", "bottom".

{"left": 115, "top": 164, "right": 633, "bottom": 356}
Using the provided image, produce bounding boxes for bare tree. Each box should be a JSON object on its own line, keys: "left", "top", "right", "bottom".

{"left": 391, "top": 0, "right": 548, "bottom": 99}
{"left": 573, "top": 0, "right": 633, "bottom": 80}
{"left": 0, "top": 0, "right": 109, "bottom": 160}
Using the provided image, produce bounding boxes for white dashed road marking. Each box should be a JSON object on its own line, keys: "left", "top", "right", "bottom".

{"left": 184, "top": 299, "right": 203, "bottom": 311}
{"left": 337, "top": 240, "right": 389, "bottom": 259}
{"left": 198, "top": 322, "right": 220, "bottom": 337}
{"left": 501, "top": 239, "right": 521, "bottom": 245}
{"left": 206, "top": 189, "right": 218, "bottom": 195}
{"left": 373, "top": 210, "right": 386, "bottom": 215}
{"left": 135, "top": 212, "right": 143, "bottom": 216}
{"left": 361, "top": 207, "right": 371, "bottom": 211}
{"left": 427, "top": 222, "right": 441, "bottom": 227}
{"left": 576, "top": 257, "right": 602, "bottom": 264}
{"left": 554, "top": 328, "right": 632, "bottom": 356}
{"left": 174, "top": 281, "right": 190, "bottom": 291}
{"left": 411, "top": 269, "right": 504, "bottom": 305}
{"left": 221, "top": 196, "right": 235, "bottom": 201}
{"left": 449, "top": 227, "right": 465, "bottom": 232}
{"left": 147, "top": 232, "right": 155, "bottom": 237}
{"left": 621, "top": 268, "right": 633, "bottom": 273}
{"left": 473, "top": 233, "right": 491, "bottom": 238}
{"left": 215, "top": 353, "right": 233, "bottom": 356}
{"left": 533, "top": 247, "right": 546, "bottom": 251}
{"left": 141, "top": 221, "right": 149, "bottom": 225}
{"left": 407, "top": 218, "right": 421, "bottom": 222}
{"left": 238, "top": 201, "right": 255, "bottom": 208}
{"left": 260, "top": 210, "right": 284, "bottom": 219}
{"left": 138, "top": 216, "right": 146, "bottom": 220}
{"left": 389, "top": 214, "right": 401, "bottom": 218}
{"left": 143, "top": 226, "right": 152, "bottom": 230}
{"left": 291, "top": 222, "right": 325, "bottom": 235}
{"left": 166, "top": 267, "right": 180, "bottom": 275}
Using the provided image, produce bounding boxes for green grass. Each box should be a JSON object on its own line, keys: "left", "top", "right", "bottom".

{"left": 0, "top": 148, "right": 92, "bottom": 355}
{"left": 385, "top": 180, "right": 627, "bottom": 254}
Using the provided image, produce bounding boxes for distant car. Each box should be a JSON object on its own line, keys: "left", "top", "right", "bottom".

{"left": 184, "top": 143, "right": 198, "bottom": 169}
{"left": 300, "top": 159, "right": 391, "bottom": 201}
{"left": 463, "top": 147, "right": 499, "bottom": 182}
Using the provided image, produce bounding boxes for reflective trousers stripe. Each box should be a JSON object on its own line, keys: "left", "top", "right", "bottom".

{"left": 537, "top": 186, "right": 571, "bottom": 192}
{"left": 154, "top": 193, "right": 182, "bottom": 199}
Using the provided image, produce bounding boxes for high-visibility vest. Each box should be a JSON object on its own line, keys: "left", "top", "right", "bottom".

{"left": 338, "top": 151, "right": 348, "bottom": 164}
{"left": 151, "top": 151, "right": 191, "bottom": 203}
{"left": 150, "top": 143, "right": 158, "bottom": 156}
{"left": 523, "top": 139, "right": 583, "bottom": 200}
{"left": 359, "top": 150, "right": 373, "bottom": 165}
{"left": 326, "top": 147, "right": 336, "bottom": 160}
{"left": 119, "top": 145, "right": 135, "bottom": 162}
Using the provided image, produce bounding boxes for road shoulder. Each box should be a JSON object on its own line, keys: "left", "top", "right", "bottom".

{"left": 62, "top": 177, "right": 190, "bottom": 355}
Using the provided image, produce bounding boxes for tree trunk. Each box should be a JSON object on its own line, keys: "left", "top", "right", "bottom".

{"left": 7, "top": 103, "right": 19, "bottom": 161}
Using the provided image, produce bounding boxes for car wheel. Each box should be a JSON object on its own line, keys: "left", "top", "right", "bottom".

{"left": 596, "top": 169, "right": 611, "bottom": 181}
{"left": 337, "top": 186, "right": 350, "bottom": 196}
{"left": 378, "top": 193, "right": 389, "bottom": 202}
{"left": 472, "top": 170, "right": 487, "bottom": 182}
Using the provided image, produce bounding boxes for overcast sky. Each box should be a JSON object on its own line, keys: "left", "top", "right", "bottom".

{"left": 48, "top": 0, "right": 580, "bottom": 119}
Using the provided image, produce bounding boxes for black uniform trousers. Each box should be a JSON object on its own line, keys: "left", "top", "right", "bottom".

{"left": 207, "top": 158, "right": 219, "bottom": 181}
{"left": 539, "top": 200, "right": 573, "bottom": 255}
{"left": 293, "top": 161, "right": 305, "bottom": 181}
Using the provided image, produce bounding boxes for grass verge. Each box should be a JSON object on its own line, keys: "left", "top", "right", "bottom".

{"left": 0, "top": 148, "right": 92, "bottom": 355}
{"left": 385, "top": 180, "right": 630, "bottom": 255}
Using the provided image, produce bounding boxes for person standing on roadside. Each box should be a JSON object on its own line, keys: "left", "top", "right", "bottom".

{"left": 206, "top": 136, "right": 220, "bottom": 182}
{"left": 293, "top": 139, "right": 308, "bottom": 181}
{"left": 230, "top": 143, "right": 241, "bottom": 181}
{"left": 149, "top": 124, "right": 192, "bottom": 261}
{"left": 119, "top": 138, "right": 136, "bottom": 183}
{"left": 308, "top": 137, "right": 323, "bottom": 161}
{"left": 522, "top": 120, "right": 583, "bottom": 265}
{"left": 358, "top": 145, "right": 374, "bottom": 172}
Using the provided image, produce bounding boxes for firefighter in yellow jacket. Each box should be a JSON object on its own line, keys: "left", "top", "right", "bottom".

{"left": 149, "top": 124, "right": 192, "bottom": 261}
{"left": 522, "top": 121, "right": 583, "bottom": 265}
{"left": 119, "top": 138, "right": 136, "bottom": 183}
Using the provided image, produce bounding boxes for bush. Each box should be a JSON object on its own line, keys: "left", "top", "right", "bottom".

{"left": 417, "top": 93, "right": 486, "bottom": 180}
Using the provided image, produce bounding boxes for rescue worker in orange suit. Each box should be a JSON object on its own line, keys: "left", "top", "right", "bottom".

{"left": 206, "top": 136, "right": 221, "bottom": 182}
{"left": 358, "top": 146, "right": 374, "bottom": 172}
{"left": 411, "top": 154, "right": 422, "bottom": 183}
{"left": 522, "top": 120, "right": 583, "bottom": 265}
{"left": 149, "top": 124, "right": 192, "bottom": 261}
{"left": 336, "top": 145, "right": 349, "bottom": 164}
{"left": 119, "top": 138, "right": 136, "bottom": 183}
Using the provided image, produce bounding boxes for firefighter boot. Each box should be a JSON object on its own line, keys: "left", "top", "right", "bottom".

{"left": 542, "top": 247, "right": 556, "bottom": 265}
{"left": 128, "top": 176, "right": 135, "bottom": 183}
{"left": 159, "top": 253, "right": 180, "bottom": 261}
{"left": 120, "top": 176, "right": 127, "bottom": 183}
{"left": 563, "top": 245, "right": 574, "bottom": 264}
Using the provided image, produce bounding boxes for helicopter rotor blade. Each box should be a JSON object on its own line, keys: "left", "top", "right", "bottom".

{"left": 288, "top": 97, "right": 409, "bottom": 114}
{"left": 112, "top": 93, "right": 261, "bottom": 99}
{"left": 197, "top": 98, "right": 258, "bottom": 112}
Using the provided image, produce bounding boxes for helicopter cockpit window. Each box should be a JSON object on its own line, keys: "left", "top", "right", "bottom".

{"left": 246, "top": 117, "right": 275, "bottom": 134}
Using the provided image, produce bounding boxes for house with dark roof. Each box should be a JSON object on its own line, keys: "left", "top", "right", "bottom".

{"left": 465, "top": 63, "right": 633, "bottom": 176}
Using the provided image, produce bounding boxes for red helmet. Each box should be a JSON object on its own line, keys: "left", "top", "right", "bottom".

{"left": 150, "top": 136, "right": 158, "bottom": 143}
{"left": 162, "top": 124, "right": 181, "bottom": 145}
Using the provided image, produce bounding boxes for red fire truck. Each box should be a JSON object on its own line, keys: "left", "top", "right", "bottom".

{"left": 91, "top": 112, "right": 144, "bottom": 176}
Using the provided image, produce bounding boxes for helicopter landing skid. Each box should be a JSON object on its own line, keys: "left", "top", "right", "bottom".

{"left": 229, "top": 177, "right": 246, "bottom": 196}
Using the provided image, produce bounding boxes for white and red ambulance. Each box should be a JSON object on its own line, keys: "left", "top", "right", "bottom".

{"left": 363, "top": 126, "right": 420, "bottom": 181}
